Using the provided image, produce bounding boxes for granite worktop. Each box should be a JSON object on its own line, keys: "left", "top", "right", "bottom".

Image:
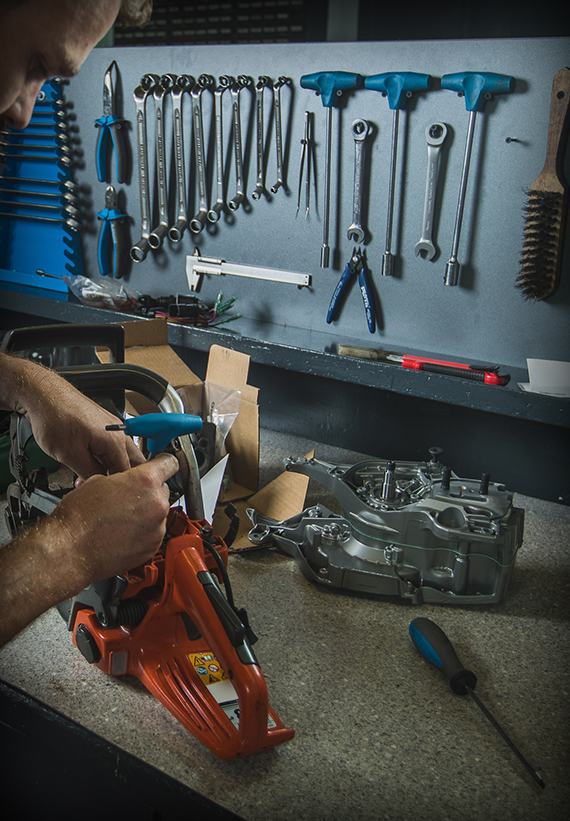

{"left": 1, "top": 429, "right": 569, "bottom": 820}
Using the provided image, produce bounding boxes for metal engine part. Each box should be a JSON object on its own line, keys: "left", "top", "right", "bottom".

{"left": 247, "top": 450, "right": 524, "bottom": 605}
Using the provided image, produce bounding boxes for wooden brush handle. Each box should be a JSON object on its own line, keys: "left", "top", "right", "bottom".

{"left": 531, "top": 66, "right": 570, "bottom": 195}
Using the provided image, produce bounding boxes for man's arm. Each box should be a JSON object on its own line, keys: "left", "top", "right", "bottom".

{"left": 0, "top": 454, "right": 178, "bottom": 647}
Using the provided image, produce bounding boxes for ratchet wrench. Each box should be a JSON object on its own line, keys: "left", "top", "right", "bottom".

{"left": 169, "top": 74, "right": 193, "bottom": 242}
{"left": 229, "top": 76, "right": 251, "bottom": 211}
{"left": 131, "top": 73, "right": 158, "bottom": 263}
{"left": 415, "top": 122, "right": 448, "bottom": 260}
{"left": 148, "top": 74, "right": 173, "bottom": 249}
{"left": 347, "top": 118, "right": 370, "bottom": 244}
{"left": 190, "top": 74, "right": 214, "bottom": 233}
{"left": 208, "top": 76, "right": 232, "bottom": 222}
{"left": 252, "top": 76, "right": 270, "bottom": 200}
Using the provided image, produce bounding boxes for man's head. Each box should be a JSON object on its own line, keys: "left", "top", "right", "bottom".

{"left": 0, "top": 0, "right": 152, "bottom": 130}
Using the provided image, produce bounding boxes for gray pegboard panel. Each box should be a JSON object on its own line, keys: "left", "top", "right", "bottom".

{"left": 67, "top": 37, "right": 570, "bottom": 371}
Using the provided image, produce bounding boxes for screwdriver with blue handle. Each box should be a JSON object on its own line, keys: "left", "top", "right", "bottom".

{"left": 441, "top": 72, "right": 515, "bottom": 286}
{"left": 364, "top": 72, "right": 432, "bottom": 276}
{"left": 409, "top": 617, "right": 545, "bottom": 789}
{"left": 300, "top": 71, "right": 363, "bottom": 268}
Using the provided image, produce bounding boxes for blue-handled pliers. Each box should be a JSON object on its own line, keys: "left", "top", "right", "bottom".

{"left": 326, "top": 247, "right": 376, "bottom": 333}
{"left": 97, "top": 185, "right": 127, "bottom": 278}
{"left": 95, "top": 61, "right": 128, "bottom": 184}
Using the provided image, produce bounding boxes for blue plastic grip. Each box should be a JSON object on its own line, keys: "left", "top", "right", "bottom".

{"left": 441, "top": 72, "right": 515, "bottom": 112}
{"left": 364, "top": 72, "right": 432, "bottom": 109}
{"left": 123, "top": 413, "right": 203, "bottom": 455}
{"left": 357, "top": 268, "right": 375, "bottom": 334}
{"left": 300, "top": 71, "right": 363, "bottom": 107}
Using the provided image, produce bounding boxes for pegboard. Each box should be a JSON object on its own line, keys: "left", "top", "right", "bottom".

{"left": 66, "top": 37, "right": 570, "bottom": 371}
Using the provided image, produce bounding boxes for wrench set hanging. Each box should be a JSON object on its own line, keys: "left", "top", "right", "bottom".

{"left": 129, "top": 71, "right": 292, "bottom": 264}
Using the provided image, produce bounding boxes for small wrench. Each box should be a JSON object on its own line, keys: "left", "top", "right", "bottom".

{"left": 228, "top": 75, "right": 251, "bottom": 211}
{"left": 415, "top": 122, "right": 448, "bottom": 260}
{"left": 190, "top": 74, "right": 214, "bottom": 233}
{"left": 271, "top": 76, "right": 290, "bottom": 194}
{"left": 347, "top": 118, "right": 370, "bottom": 244}
{"left": 148, "top": 74, "right": 174, "bottom": 250}
{"left": 130, "top": 73, "right": 157, "bottom": 262}
{"left": 252, "top": 76, "right": 270, "bottom": 200}
{"left": 169, "top": 74, "right": 193, "bottom": 242}
{"left": 208, "top": 76, "right": 231, "bottom": 222}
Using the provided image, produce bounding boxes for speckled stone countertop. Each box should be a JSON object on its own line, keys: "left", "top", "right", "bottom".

{"left": 1, "top": 429, "right": 569, "bottom": 820}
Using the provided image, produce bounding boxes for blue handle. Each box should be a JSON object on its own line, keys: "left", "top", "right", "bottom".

{"left": 326, "top": 262, "right": 352, "bottom": 323}
{"left": 441, "top": 72, "right": 515, "bottom": 112}
{"left": 97, "top": 205, "right": 126, "bottom": 277}
{"left": 95, "top": 114, "right": 126, "bottom": 182}
{"left": 409, "top": 617, "right": 477, "bottom": 695}
{"left": 97, "top": 216, "right": 112, "bottom": 276}
{"left": 358, "top": 267, "right": 375, "bottom": 334}
{"left": 123, "top": 413, "right": 203, "bottom": 455}
{"left": 364, "top": 72, "right": 432, "bottom": 109}
{"left": 300, "top": 71, "right": 363, "bottom": 107}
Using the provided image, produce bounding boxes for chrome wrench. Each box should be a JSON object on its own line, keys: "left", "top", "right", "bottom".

{"left": 271, "top": 76, "right": 290, "bottom": 194}
{"left": 131, "top": 73, "right": 158, "bottom": 262}
{"left": 229, "top": 75, "right": 251, "bottom": 211}
{"left": 347, "top": 118, "right": 370, "bottom": 243}
{"left": 415, "top": 122, "right": 448, "bottom": 260}
{"left": 148, "top": 74, "right": 173, "bottom": 249}
{"left": 169, "top": 74, "right": 193, "bottom": 242}
{"left": 190, "top": 74, "right": 214, "bottom": 233}
{"left": 208, "top": 75, "right": 231, "bottom": 222}
{"left": 252, "top": 75, "right": 270, "bottom": 200}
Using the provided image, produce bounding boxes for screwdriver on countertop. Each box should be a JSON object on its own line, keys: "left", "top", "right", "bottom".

{"left": 337, "top": 343, "right": 510, "bottom": 385}
{"left": 409, "top": 617, "right": 545, "bottom": 789}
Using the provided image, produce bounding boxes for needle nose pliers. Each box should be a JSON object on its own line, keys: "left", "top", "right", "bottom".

{"left": 97, "top": 184, "right": 127, "bottom": 277}
{"left": 326, "top": 247, "right": 376, "bottom": 333}
{"left": 95, "top": 61, "right": 128, "bottom": 184}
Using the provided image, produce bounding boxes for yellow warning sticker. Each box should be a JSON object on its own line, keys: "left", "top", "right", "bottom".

{"left": 188, "top": 652, "right": 229, "bottom": 687}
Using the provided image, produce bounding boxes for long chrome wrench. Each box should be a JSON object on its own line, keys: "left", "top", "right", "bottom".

{"left": 228, "top": 76, "right": 251, "bottom": 212}
{"left": 271, "top": 76, "right": 289, "bottom": 194}
{"left": 148, "top": 74, "right": 173, "bottom": 249}
{"left": 169, "top": 74, "right": 193, "bottom": 242}
{"left": 252, "top": 76, "right": 270, "bottom": 200}
{"left": 190, "top": 74, "right": 214, "bottom": 233}
{"left": 415, "top": 122, "right": 448, "bottom": 260}
{"left": 130, "top": 74, "right": 157, "bottom": 262}
{"left": 347, "top": 118, "right": 370, "bottom": 243}
{"left": 208, "top": 76, "right": 231, "bottom": 222}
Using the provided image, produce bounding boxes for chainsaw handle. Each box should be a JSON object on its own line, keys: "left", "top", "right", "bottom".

{"left": 1, "top": 322, "right": 125, "bottom": 363}
{"left": 56, "top": 362, "right": 176, "bottom": 409}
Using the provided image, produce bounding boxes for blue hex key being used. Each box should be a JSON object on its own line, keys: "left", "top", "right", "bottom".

{"left": 409, "top": 617, "right": 545, "bottom": 789}
{"left": 106, "top": 413, "right": 203, "bottom": 455}
{"left": 441, "top": 72, "right": 515, "bottom": 286}
{"left": 364, "top": 72, "right": 432, "bottom": 276}
{"left": 300, "top": 71, "right": 363, "bottom": 268}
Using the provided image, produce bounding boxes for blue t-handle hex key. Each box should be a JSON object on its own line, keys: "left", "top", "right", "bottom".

{"left": 107, "top": 412, "right": 203, "bottom": 455}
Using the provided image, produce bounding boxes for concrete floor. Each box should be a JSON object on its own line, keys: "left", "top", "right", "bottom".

{"left": 1, "top": 428, "right": 569, "bottom": 820}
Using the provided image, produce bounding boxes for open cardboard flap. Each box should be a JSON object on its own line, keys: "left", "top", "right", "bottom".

{"left": 98, "top": 319, "right": 311, "bottom": 548}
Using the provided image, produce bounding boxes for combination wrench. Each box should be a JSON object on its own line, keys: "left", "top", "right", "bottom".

{"left": 208, "top": 76, "right": 231, "bottom": 222}
{"left": 415, "top": 122, "right": 448, "bottom": 261}
{"left": 228, "top": 75, "right": 251, "bottom": 212}
{"left": 169, "top": 74, "right": 193, "bottom": 242}
{"left": 190, "top": 74, "right": 214, "bottom": 233}
{"left": 271, "top": 76, "right": 290, "bottom": 194}
{"left": 148, "top": 74, "right": 173, "bottom": 250}
{"left": 252, "top": 76, "right": 270, "bottom": 200}
{"left": 347, "top": 118, "right": 370, "bottom": 244}
{"left": 130, "top": 74, "right": 157, "bottom": 262}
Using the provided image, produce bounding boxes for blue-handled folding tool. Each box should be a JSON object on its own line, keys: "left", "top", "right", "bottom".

{"left": 326, "top": 247, "right": 375, "bottom": 334}
{"left": 97, "top": 184, "right": 127, "bottom": 278}
{"left": 95, "top": 61, "right": 128, "bottom": 184}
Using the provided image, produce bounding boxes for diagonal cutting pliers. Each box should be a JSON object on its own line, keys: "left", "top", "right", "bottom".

{"left": 95, "top": 61, "right": 128, "bottom": 184}
{"left": 326, "top": 247, "right": 376, "bottom": 333}
{"left": 97, "top": 184, "right": 127, "bottom": 277}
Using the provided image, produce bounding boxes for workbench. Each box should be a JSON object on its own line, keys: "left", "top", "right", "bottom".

{"left": 0, "top": 428, "right": 568, "bottom": 820}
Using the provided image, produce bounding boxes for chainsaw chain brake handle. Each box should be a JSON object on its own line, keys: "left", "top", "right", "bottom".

{"left": 69, "top": 508, "right": 295, "bottom": 759}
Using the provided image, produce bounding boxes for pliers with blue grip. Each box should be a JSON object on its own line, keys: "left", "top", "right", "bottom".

{"left": 326, "top": 247, "right": 375, "bottom": 333}
{"left": 95, "top": 61, "right": 128, "bottom": 184}
{"left": 97, "top": 185, "right": 127, "bottom": 278}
